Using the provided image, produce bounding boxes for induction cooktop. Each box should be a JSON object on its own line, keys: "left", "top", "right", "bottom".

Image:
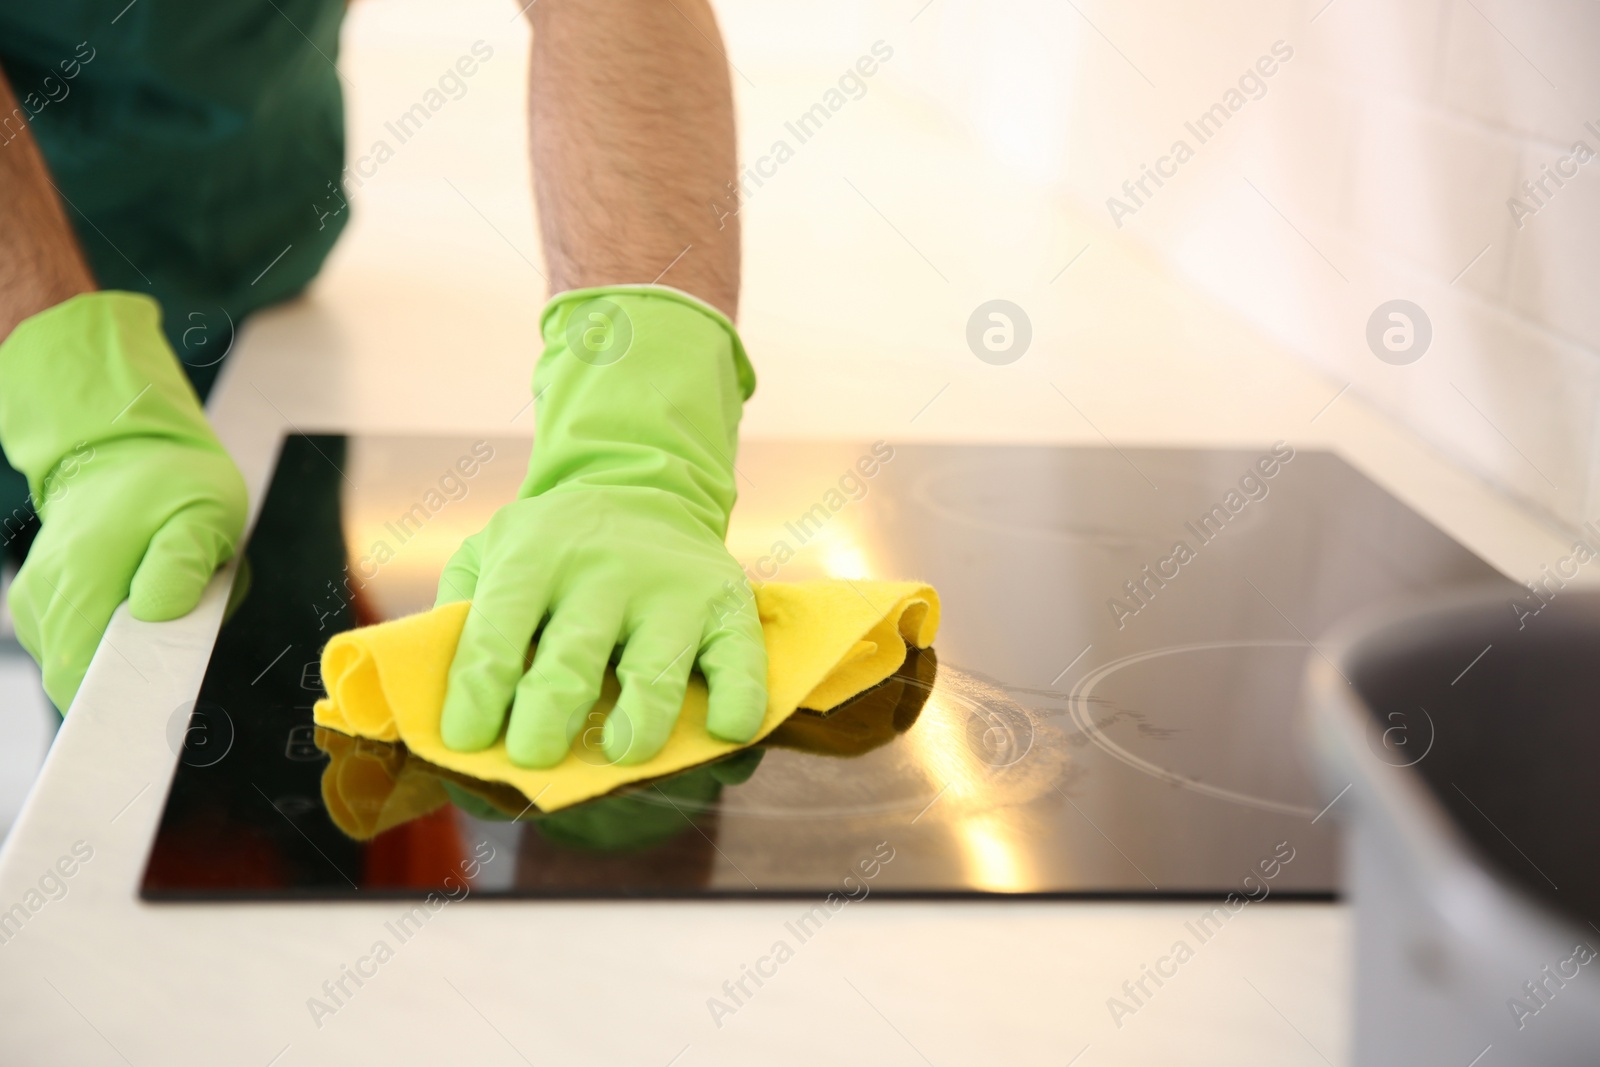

{"left": 141, "top": 435, "right": 1510, "bottom": 901}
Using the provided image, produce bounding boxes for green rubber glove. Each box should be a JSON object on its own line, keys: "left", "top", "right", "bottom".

{"left": 436, "top": 285, "right": 767, "bottom": 768}
{"left": 0, "top": 292, "right": 247, "bottom": 711}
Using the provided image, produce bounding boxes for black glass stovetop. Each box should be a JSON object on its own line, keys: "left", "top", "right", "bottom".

{"left": 141, "top": 435, "right": 1510, "bottom": 901}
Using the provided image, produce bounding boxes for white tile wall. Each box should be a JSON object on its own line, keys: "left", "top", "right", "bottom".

{"left": 892, "top": 0, "right": 1600, "bottom": 529}
{"left": 1346, "top": 99, "right": 1520, "bottom": 296}
{"left": 1507, "top": 154, "right": 1600, "bottom": 349}
{"left": 1297, "top": 0, "right": 1451, "bottom": 102}
{"left": 1435, "top": 0, "right": 1599, "bottom": 145}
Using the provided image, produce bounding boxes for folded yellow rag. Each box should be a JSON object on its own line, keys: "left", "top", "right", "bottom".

{"left": 313, "top": 581, "right": 940, "bottom": 811}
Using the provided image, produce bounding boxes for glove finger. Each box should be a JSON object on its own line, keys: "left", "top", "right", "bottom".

{"left": 699, "top": 620, "right": 769, "bottom": 744}
{"left": 504, "top": 595, "right": 624, "bottom": 768}
{"left": 439, "top": 554, "right": 553, "bottom": 753}
{"left": 435, "top": 532, "right": 483, "bottom": 606}
{"left": 127, "top": 503, "right": 238, "bottom": 621}
{"left": 9, "top": 545, "right": 129, "bottom": 713}
{"left": 605, "top": 619, "right": 701, "bottom": 765}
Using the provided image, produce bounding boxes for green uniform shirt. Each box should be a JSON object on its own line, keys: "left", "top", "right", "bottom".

{"left": 0, "top": 0, "right": 348, "bottom": 541}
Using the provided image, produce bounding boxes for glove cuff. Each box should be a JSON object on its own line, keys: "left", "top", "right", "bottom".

{"left": 525, "top": 286, "right": 754, "bottom": 534}
{"left": 0, "top": 291, "right": 214, "bottom": 506}
{"left": 539, "top": 284, "right": 756, "bottom": 401}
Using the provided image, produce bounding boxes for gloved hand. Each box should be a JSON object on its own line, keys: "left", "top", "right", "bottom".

{"left": 0, "top": 292, "right": 247, "bottom": 710}
{"left": 436, "top": 286, "right": 767, "bottom": 768}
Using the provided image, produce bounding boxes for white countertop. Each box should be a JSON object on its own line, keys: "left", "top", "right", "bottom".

{"left": 0, "top": 2, "right": 1576, "bottom": 1063}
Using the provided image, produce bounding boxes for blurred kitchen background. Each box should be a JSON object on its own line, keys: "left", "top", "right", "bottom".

{"left": 2, "top": 0, "right": 1594, "bottom": 837}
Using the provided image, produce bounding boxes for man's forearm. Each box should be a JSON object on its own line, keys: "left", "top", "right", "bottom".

{"left": 0, "top": 69, "right": 94, "bottom": 342}
{"left": 527, "top": 0, "right": 741, "bottom": 318}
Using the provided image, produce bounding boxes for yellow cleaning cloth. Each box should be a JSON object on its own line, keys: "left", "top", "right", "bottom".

{"left": 316, "top": 729, "right": 451, "bottom": 840}
{"left": 314, "top": 581, "right": 940, "bottom": 812}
